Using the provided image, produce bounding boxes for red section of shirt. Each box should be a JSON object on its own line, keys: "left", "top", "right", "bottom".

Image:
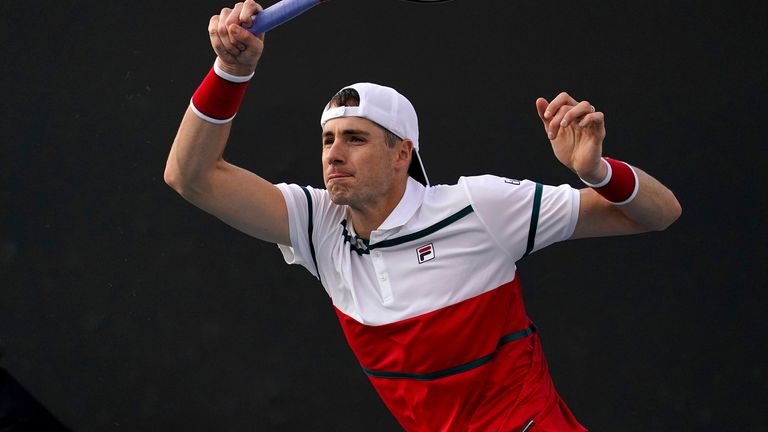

{"left": 334, "top": 278, "right": 588, "bottom": 432}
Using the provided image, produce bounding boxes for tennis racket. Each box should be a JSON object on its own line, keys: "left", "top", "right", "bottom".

{"left": 245, "top": 0, "right": 450, "bottom": 35}
{"left": 246, "top": 0, "right": 328, "bottom": 35}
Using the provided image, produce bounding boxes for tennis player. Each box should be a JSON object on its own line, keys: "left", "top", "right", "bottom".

{"left": 165, "top": 1, "right": 681, "bottom": 430}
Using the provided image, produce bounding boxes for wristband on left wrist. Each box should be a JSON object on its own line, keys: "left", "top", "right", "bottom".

{"left": 580, "top": 157, "right": 639, "bottom": 205}
{"left": 580, "top": 158, "right": 612, "bottom": 188}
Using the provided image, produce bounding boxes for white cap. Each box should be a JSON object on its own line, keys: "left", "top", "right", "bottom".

{"left": 320, "top": 83, "right": 429, "bottom": 186}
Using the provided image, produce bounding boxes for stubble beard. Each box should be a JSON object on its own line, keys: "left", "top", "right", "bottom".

{"left": 327, "top": 179, "right": 388, "bottom": 210}
{"left": 328, "top": 183, "right": 353, "bottom": 205}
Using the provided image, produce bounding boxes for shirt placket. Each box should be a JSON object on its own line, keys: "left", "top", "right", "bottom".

{"left": 369, "top": 249, "right": 393, "bottom": 304}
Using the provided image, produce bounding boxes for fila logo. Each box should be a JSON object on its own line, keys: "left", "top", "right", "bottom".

{"left": 416, "top": 243, "right": 435, "bottom": 264}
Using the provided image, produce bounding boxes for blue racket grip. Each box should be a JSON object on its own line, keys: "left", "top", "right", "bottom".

{"left": 245, "top": 0, "right": 325, "bottom": 35}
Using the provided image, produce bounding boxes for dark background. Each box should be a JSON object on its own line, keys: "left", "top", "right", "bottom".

{"left": 1, "top": 0, "right": 766, "bottom": 430}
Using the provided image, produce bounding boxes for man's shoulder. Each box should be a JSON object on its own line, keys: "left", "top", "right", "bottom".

{"left": 415, "top": 175, "right": 534, "bottom": 219}
{"left": 276, "top": 182, "right": 345, "bottom": 218}
{"left": 458, "top": 174, "right": 535, "bottom": 189}
{"left": 276, "top": 182, "right": 331, "bottom": 204}
{"left": 423, "top": 175, "right": 535, "bottom": 203}
{"left": 276, "top": 182, "right": 327, "bottom": 195}
{"left": 431, "top": 175, "right": 542, "bottom": 222}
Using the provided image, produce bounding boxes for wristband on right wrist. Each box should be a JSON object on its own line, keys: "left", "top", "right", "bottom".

{"left": 581, "top": 157, "right": 639, "bottom": 205}
{"left": 190, "top": 61, "right": 254, "bottom": 124}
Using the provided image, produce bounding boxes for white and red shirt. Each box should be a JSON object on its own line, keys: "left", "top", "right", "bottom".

{"left": 276, "top": 175, "right": 588, "bottom": 432}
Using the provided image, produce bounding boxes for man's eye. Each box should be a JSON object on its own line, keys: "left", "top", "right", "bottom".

{"left": 350, "top": 136, "right": 363, "bottom": 142}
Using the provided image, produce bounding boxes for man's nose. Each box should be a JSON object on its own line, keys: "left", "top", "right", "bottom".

{"left": 325, "top": 139, "right": 345, "bottom": 165}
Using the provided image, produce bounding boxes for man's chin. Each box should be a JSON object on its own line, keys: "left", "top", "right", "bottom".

{"left": 327, "top": 186, "right": 352, "bottom": 205}
{"left": 329, "top": 194, "right": 352, "bottom": 206}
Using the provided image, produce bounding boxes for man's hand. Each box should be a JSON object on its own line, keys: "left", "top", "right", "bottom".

{"left": 536, "top": 92, "right": 606, "bottom": 184}
{"left": 534, "top": 93, "right": 682, "bottom": 238}
{"left": 209, "top": 0, "right": 265, "bottom": 77}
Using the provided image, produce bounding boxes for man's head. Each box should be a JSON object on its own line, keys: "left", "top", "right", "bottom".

{"left": 321, "top": 83, "right": 429, "bottom": 187}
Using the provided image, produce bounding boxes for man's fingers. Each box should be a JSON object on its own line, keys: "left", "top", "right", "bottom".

{"left": 560, "top": 101, "right": 595, "bottom": 128}
{"left": 227, "top": 23, "right": 250, "bottom": 51}
{"left": 226, "top": 3, "right": 246, "bottom": 45}
{"left": 543, "top": 92, "right": 578, "bottom": 119}
{"left": 538, "top": 93, "right": 601, "bottom": 139}
{"left": 227, "top": 18, "right": 265, "bottom": 56}
{"left": 209, "top": 15, "right": 232, "bottom": 59}
{"left": 217, "top": 8, "right": 238, "bottom": 54}
{"left": 536, "top": 98, "right": 558, "bottom": 139}
{"left": 226, "top": 1, "right": 265, "bottom": 49}
{"left": 240, "top": 0, "right": 264, "bottom": 28}
{"left": 578, "top": 111, "right": 605, "bottom": 128}
{"left": 547, "top": 105, "right": 573, "bottom": 139}
{"left": 535, "top": 98, "right": 549, "bottom": 122}
{"left": 217, "top": 7, "right": 240, "bottom": 55}
{"left": 208, "top": 14, "right": 219, "bottom": 39}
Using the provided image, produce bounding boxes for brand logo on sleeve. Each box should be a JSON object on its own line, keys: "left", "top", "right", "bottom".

{"left": 416, "top": 243, "right": 435, "bottom": 264}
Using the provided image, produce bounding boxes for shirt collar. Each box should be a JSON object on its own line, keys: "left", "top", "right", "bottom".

{"left": 377, "top": 177, "right": 426, "bottom": 231}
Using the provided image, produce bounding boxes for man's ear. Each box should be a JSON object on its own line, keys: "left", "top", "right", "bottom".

{"left": 396, "top": 139, "right": 414, "bottom": 166}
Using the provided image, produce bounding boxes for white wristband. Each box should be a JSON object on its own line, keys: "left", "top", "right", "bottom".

{"left": 580, "top": 158, "right": 612, "bottom": 188}
{"left": 214, "top": 58, "right": 255, "bottom": 83}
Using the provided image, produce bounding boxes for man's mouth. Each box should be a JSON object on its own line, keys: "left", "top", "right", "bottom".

{"left": 327, "top": 172, "right": 352, "bottom": 180}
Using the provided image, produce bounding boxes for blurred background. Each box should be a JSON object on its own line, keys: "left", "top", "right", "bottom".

{"left": 1, "top": 0, "right": 766, "bottom": 430}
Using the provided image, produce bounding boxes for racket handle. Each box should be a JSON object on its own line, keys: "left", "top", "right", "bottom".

{"left": 246, "top": 0, "right": 325, "bottom": 35}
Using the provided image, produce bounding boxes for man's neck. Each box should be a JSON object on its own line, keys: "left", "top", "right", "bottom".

{"left": 347, "top": 180, "right": 408, "bottom": 240}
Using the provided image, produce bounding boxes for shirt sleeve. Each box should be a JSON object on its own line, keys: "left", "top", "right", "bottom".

{"left": 275, "top": 183, "right": 322, "bottom": 278}
{"left": 461, "top": 175, "right": 580, "bottom": 262}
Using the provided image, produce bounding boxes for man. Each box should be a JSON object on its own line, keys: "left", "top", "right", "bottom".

{"left": 164, "top": 1, "right": 681, "bottom": 430}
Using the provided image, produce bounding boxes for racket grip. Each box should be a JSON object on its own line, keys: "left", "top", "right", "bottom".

{"left": 246, "top": 0, "right": 325, "bottom": 35}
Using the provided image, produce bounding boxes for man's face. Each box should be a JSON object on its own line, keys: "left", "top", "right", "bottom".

{"left": 321, "top": 116, "right": 401, "bottom": 208}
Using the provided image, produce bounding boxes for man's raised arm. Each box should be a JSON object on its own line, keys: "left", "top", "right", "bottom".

{"left": 535, "top": 92, "right": 682, "bottom": 239}
{"left": 164, "top": 1, "right": 290, "bottom": 246}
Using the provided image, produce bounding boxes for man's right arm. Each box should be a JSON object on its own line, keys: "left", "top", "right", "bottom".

{"left": 164, "top": 1, "right": 291, "bottom": 246}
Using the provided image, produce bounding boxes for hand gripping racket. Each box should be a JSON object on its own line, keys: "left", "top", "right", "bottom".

{"left": 245, "top": 0, "right": 328, "bottom": 35}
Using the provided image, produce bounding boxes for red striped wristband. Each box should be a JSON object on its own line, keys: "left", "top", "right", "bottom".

{"left": 190, "top": 61, "right": 254, "bottom": 124}
{"left": 581, "top": 157, "right": 639, "bottom": 205}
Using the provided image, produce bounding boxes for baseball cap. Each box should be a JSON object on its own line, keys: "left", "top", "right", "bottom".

{"left": 320, "top": 83, "right": 429, "bottom": 186}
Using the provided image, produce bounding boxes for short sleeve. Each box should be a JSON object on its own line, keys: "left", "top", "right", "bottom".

{"left": 275, "top": 183, "right": 322, "bottom": 278}
{"left": 461, "top": 175, "right": 579, "bottom": 262}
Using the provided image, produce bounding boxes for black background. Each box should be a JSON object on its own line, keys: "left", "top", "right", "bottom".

{"left": 1, "top": 0, "right": 766, "bottom": 430}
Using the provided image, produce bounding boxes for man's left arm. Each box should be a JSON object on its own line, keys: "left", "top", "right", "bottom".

{"left": 535, "top": 92, "right": 682, "bottom": 239}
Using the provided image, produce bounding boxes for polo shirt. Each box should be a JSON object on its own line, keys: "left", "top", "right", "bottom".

{"left": 276, "top": 175, "right": 588, "bottom": 432}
